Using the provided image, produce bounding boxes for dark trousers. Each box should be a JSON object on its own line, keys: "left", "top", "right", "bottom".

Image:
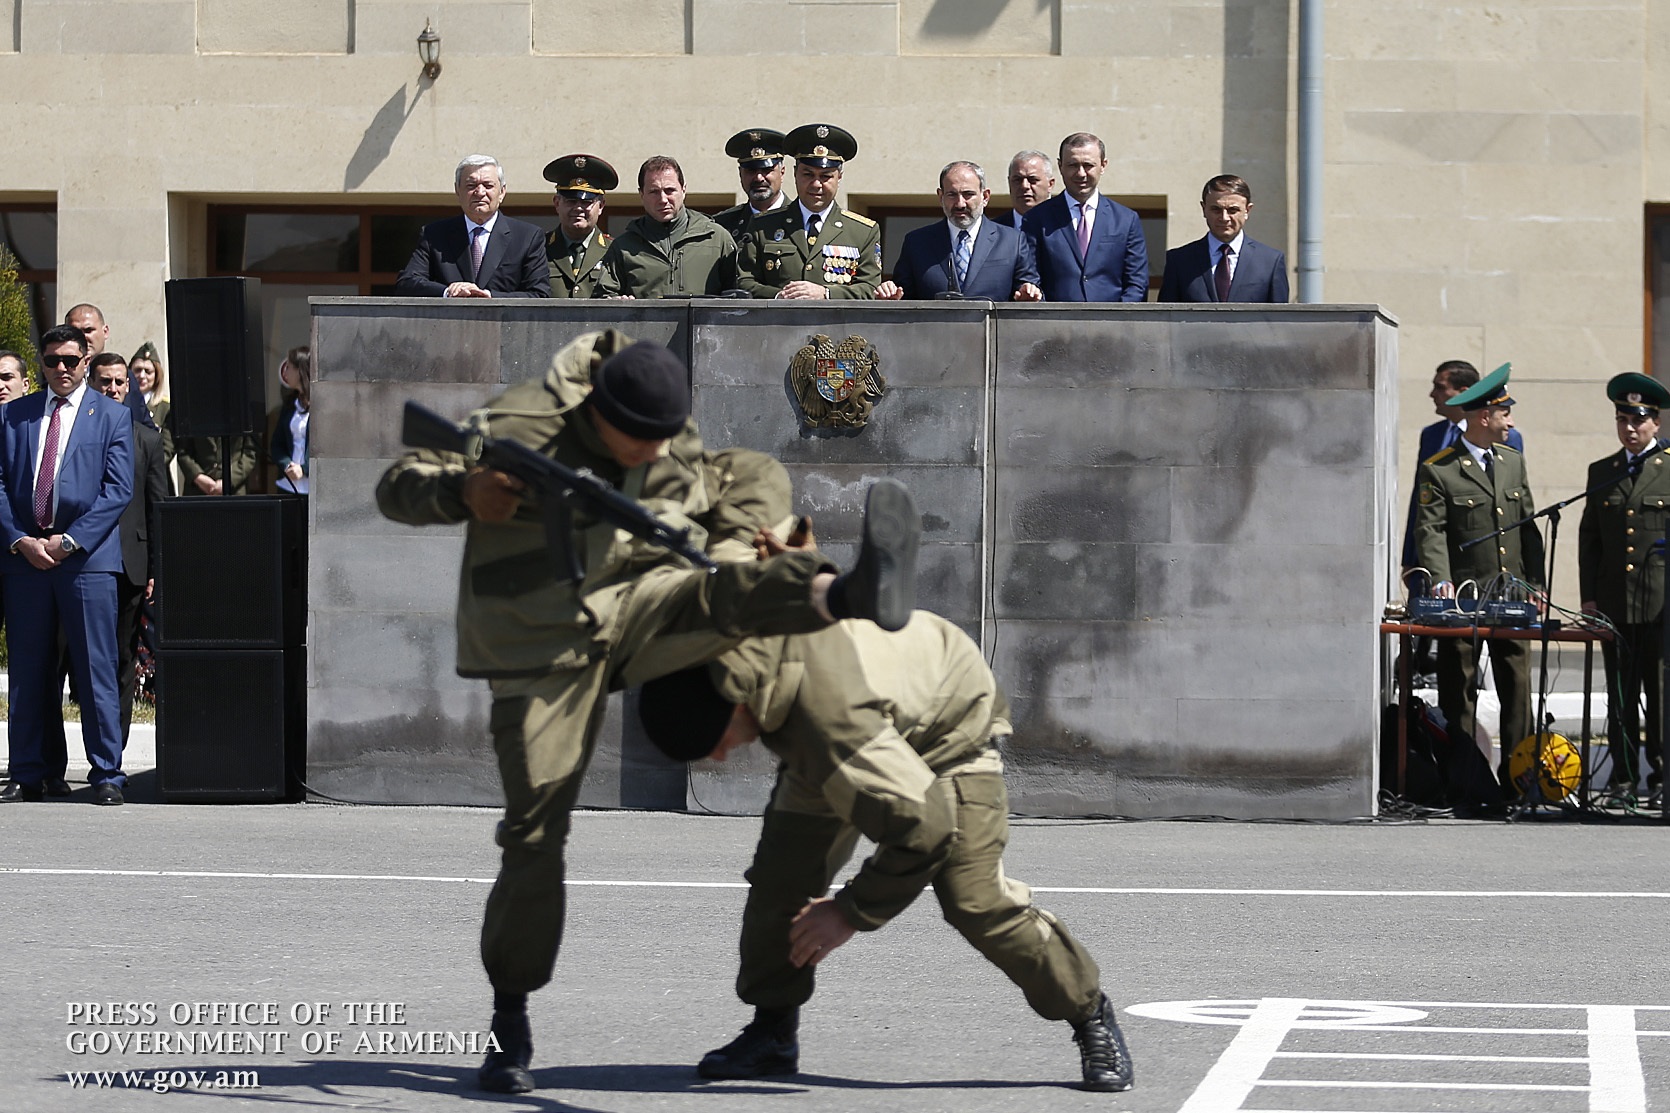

{"left": 115, "top": 576, "right": 146, "bottom": 744}
{"left": 1602, "top": 622, "right": 1664, "bottom": 790}
{"left": 1436, "top": 634, "right": 1532, "bottom": 784}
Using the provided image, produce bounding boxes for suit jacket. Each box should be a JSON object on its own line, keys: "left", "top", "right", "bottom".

{"left": 890, "top": 220, "right": 1040, "bottom": 301}
{"left": 1402, "top": 418, "right": 1525, "bottom": 567}
{"left": 0, "top": 388, "right": 134, "bottom": 576}
{"left": 1578, "top": 440, "right": 1670, "bottom": 625}
{"left": 1022, "top": 192, "right": 1149, "bottom": 302}
{"left": 395, "top": 214, "right": 552, "bottom": 298}
{"left": 1157, "top": 234, "right": 1290, "bottom": 303}
{"left": 547, "top": 228, "right": 612, "bottom": 298}
{"left": 1413, "top": 442, "right": 1543, "bottom": 589}
{"left": 120, "top": 419, "right": 169, "bottom": 588}
{"left": 737, "top": 205, "right": 882, "bottom": 299}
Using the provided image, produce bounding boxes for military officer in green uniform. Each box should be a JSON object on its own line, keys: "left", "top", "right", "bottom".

{"left": 375, "top": 332, "right": 921, "bottom": 1095}
{"left": 637, "top": 613, "right": 1135, "bottom": 1094}
{"left": 1578, "top": 372, "right": 1670, "bottom": 806}
{"left": 736, "top": 124, "right": 881, "bottom": 299}
{"left": 543, "top": 154, "right": 617, "bottom": 298}
{"left": 1413, "top": 363, "right": 1545, "bottom": 794}
{"left": 713, "top": 128, "right": 790, "bottom": 240}
{"left": 593, "top": 156, "right": 738, "bottom": 298}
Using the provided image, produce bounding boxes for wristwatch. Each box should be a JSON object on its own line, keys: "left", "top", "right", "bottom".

{"left": 59, "top": 536, "right": 78, "bottom": 554}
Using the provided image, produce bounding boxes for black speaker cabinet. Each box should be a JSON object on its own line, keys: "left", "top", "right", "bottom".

{"left": 157, "top": 496, "right": 305, "bottom": 649}
{"left": 157, "top": 649, "right": 304, "bottom": 802}
{"left": 165, "top": 276, "right": 265, "bottom": 437}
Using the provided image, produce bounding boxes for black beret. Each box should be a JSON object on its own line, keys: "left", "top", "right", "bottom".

{"left": 587, "top": 342, "right": 691, "bottom": 441}
{"left": 638, "top": 666, "right": 734, "bottom": 763}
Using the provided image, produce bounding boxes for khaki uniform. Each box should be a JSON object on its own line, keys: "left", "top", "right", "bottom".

{"left": 592, "top": 210, "right": 738, "bottom": 299}
{"left": 376, "top": 329, "right": 834, "bottom": 993}
{"left": 175, "top": 433, "right": 257, "bottom": 495}
{"left": 713, "top": 195, "right": 787, "bottom": 241}
{"left": 736, "top": 205, "right": 881, "bottom": 299}
{"left": 547, "top": 229, "right": 612, "bottom": 298}
{"left": 715, "top": 613, "right": 1102, "bottom": 1024}
{"left": 1414, "top": 441, "right": 1545, "bottom": 767}
{"left": 1577, "top": 442, "right": 1670, "bottom": 790}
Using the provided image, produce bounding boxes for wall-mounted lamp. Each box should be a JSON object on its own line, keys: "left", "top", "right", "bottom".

{"left": 418, "top": 20, "right": 442, "bottom": 80}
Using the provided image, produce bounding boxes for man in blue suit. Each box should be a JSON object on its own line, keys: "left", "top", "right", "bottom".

{"left": 0, "top": 324, "right": 134, "bottom": 805}
{"left": 1022, "top": 133, "right": 1149, "bottom": 302}
{"left": 875, "top": 161, "right": 1042, "bottom": 302}
{"left": 395, "top": 155, "right": 551, "bottom": 299}
{"left": 1157, "top": 175, "right": 1289, "bottom": 303}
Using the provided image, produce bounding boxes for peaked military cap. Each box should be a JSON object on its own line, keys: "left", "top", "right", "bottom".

{"left": 783, "top": 123, "right": 858, "bottom": 168}
{"left": 1607, "top": 371, "right": 1670, "bottom": 417}
{"left": 542, "top": 154, "right": 619, "bottom": 197}
{"left": 725, "top": 128, "right": 787, "bottom": 170}
{"left": 1450, "top": 362, "right": 1515, "bottom": 411}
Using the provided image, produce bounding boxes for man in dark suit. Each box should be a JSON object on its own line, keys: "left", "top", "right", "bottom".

{"left": 90, "top": 354, "right": 169, "bottom": 747}
{"left": 1579, "top": 373, "right": 1670, "bottom": 807}
{"left": 1022, "top": 133, "right": 1149, "bottom": 302}
{"left": 0, "top": 324, "right": 133, "bottom": 805}
{"left": 876, "top": 161, "right": 1042, "bottom": 302}
{"left": 1003, "top": 150, "right": 1056, "bottom": 230}
{"left": 396, "top": 155, "right": 551, "bottom": 299}
{"left": 1157, "top": 175, "right": 1289, "bottom": 303}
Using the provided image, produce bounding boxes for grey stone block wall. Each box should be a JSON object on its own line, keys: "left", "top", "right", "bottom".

{"left": 308, "top": 298, "right": 1396, "bottom": 819}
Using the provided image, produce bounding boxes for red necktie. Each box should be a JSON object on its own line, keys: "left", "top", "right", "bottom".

{"left": 1214, "top": 243, "right": 1234, "bottom": 301}
{"left": 34, "top": 396, "right": 67, "bottom": 530}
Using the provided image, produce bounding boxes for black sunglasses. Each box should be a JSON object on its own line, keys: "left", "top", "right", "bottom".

{"left": 42, "top": 354, "right": 83, "bottom": 370}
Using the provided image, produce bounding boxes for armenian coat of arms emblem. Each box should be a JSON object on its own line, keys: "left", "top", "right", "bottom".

{"left": 788, "top": 334, "right": 886, "bottom": 429}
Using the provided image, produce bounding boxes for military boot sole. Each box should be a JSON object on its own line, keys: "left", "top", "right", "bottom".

{"left": 851, "top": 479, "right": 919, "bottom": 632}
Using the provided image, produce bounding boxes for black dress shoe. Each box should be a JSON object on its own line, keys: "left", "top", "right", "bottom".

{"left": 697, "top": 1010, "right": 799, "bottom": 1080}
{"left": 45, "top": 777, "right": 73, "bottom": 797}
{"left": 827, "top": 479, "right": 920, "bottom": 632}
{"left": 1072, "top": 993, "right": 1135, "bottom": 1093}
{"left": 477, "top": 1009, "right": 534, "bottom": 1094}
{"left": 93, "top": 783, "right": 124, "bottom": 806}
{"left": 0, "top": 781, "right": 44, "bottom": 803}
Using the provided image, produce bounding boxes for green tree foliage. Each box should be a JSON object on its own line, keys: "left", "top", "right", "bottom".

{"left": 0, "top": 240, "right": 39, "bottom": 392}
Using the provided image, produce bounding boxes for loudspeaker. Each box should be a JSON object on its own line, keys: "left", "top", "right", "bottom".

{"left": 165, "top": 276, "right": 265, "bottom": 437}
{"left": 157, "top": 648, "right": 304, "bottom": 802}
{"left": 157, "top": 496, "right": 305, "bottom": 649}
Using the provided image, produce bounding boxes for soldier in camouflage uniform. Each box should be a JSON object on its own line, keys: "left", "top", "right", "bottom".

{"left": 375, "top": 331, "right": 919, "bottom": 1095}
{"left": 639, "top": 613, "right": 1135, "bottom": 1094}
{"left": 736, "top": 124, "right": 881, "bottom": 300}
{"left": 542, "top": 154, "right": 617, "bottom": 298}
{"left": 713, "top": 128, "right": 790, "bottom": 240}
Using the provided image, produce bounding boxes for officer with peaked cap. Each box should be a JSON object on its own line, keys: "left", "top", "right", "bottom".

{"left": 736, "top": 124, "right": 881, "bottom": 299}
{"left": 543, "top": 154, "right": 618, "bottom": 298}
{"left": 1579, "top": 371, "right": 1670, "bottom": 806}
{"left": 1412, "top": 362, "right": 1545, "bottom": 803}
{"left": 714, "top": 128, "right": 791, "bottom": 240}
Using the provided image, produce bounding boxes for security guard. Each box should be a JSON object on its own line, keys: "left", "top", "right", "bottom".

{"left": 1413, "top": 363, "right": 1544, "bottom": 794}
{"left": 375, "top": 333, "right": 921, "bottom": 1095}
{"left": 736, "top": 124, "right": 881, "bottom": 299}
{"left": 713, "top": 128, "right": 791, "bottom": 239}
{"left": 542, "top": 154, "right": 617, "bottom": 298}
{"left": 1578, "top": 372, "right": 1670, "bottom": 806}
{"left": 638, "top": 614, "right": 1134, "bottom": 1094}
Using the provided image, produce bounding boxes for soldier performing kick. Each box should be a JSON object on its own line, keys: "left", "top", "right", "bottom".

{"left": 638, "top": 612, "right": 1136, "bottom": 1093}
{"left": 375, "top": 332, "right": 920, "bottom": 1094}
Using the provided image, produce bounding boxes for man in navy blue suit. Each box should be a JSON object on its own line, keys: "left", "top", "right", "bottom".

{"left": 1157, "top": 175, "right": 1289, "bottom": 303}
{"left": 396, "top": 155, "right": 551, "bottom": 299}
{"left": 1022, "top": 133, "right": 1149, "bottom": 302}
{"left": 875, "top": 161, "right": 1042, "bottom": 302}
{"left": 0, "top": 324, "right": 133, "bottom": 805}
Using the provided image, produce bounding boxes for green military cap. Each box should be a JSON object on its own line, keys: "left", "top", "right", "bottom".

{"left": 1606, "top": 371, "right": 1670, "bottom": 417}
{"left": 725, "top": 128, "right": 787, "bottom": 170}
{"left": 1450, "top": 361, "right": 1515, "bottom": 411}
{"left": 542, "top": 153, "right": 619, "bottom": 198}
{"left": 783, "top": 123, "right": 858, "bottom": 168}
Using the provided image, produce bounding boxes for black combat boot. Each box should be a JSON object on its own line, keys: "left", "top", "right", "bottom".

{"left": 477, "top": 995, "right": 534, "bottom": 1094}
{"left": 1072, "top": 992, "right": 1134, "bottom": 1093}
{"left": 826, "top": 479, "right": 919, "bottom": 632}
{"left": 696, "top": 1007, "right": 799, "bottom": 1080}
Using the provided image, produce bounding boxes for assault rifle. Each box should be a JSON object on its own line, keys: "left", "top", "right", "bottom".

{"left": 401, "top": 401, "right": 716, "bottom": 581}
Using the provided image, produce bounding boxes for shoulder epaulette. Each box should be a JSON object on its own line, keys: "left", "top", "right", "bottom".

{"left": 1495, "top": 443, "right": 1521, "bottom": 456}
{"left": 1423, "top": 445, "right": 1458, "bottom": 466}
{"left": 842, "top": 211, "right": 877, "bottom": 228}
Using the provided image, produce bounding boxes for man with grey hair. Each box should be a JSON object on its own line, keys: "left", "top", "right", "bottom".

{"left": 396, "top": 155, "right": 551, "bottom": 298}
{"left": 877, "top": 161, "right": 1041, "bottom": 301}
{"left": 1005, "top": 150, "right": 1056, "bottom": 228}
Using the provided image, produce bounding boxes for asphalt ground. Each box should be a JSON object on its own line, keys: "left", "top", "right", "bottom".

{"left": 0, "top": 801, "right": 1666, "bottom": 1113}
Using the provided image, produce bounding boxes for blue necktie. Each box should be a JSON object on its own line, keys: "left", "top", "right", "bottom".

{"left": 954, "top": 229, "right": 971, "bottom": 287}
